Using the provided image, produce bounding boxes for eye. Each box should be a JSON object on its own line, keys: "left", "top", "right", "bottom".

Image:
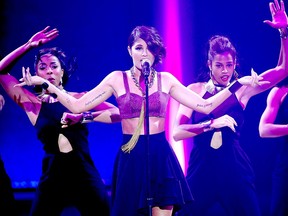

{"left": 38, "top": 64, "right": 46, "bottom": 70}
{"left": 227, "top": 64, "right": 234, "bottom": 69}
{"left": 215, "top": 64, "right": 222, "bottom": 68}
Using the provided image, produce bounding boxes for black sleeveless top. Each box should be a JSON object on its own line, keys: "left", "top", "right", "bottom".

{"left": 188, "top": 91, "right": 254, "bottom": 182}
{"left": 34, "top": 102, "right": 90, "bottom": 156}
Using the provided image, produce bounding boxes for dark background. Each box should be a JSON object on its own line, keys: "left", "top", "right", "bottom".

{"left": 0, "top": 0, "right": 284, "bottom": 215}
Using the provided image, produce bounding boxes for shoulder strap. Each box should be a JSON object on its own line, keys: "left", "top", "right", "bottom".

{"left": 157, "top": 72, "right": 161, "bottom": 92}
{"left": 122, "top": 71, "right": 130, "bottom": 95}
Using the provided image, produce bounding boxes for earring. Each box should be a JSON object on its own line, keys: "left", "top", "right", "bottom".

{"left": 233, "top": 70, "right": 239, "bottom": 80}
{"left": 59, "top": 78, "right": 63, "bottom": 86}
{"left": 209, "top": 70, "right": 213, "bottom": 79}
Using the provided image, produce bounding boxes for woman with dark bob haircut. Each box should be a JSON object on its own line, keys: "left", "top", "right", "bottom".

{"left": 19, "top": 25, "right": 263, "bottom": 216}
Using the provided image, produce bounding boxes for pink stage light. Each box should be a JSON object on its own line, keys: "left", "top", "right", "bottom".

{"left": 159, "top": 0, "right": 187, "bottom": 174}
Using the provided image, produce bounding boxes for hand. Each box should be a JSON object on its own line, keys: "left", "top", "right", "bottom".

{"left": 61, "top": 112, "right": 83, "bottom": 128}
{"left": 14, "top": 67, "right": 46, "bottom": 87}
{"left": 28, "top": 26, "right": 59, "bottom": 47}
{"left": 0, "top": 94, "right": 5, "bottom": 111}
{"left": 264, "top": 0, "right": 288, "bottom": 29}
{"left": 210, "top": 114, "right": 237, "bottom": 132}
{"left": 238, "top": 68, "right": 270, "bottom": 87}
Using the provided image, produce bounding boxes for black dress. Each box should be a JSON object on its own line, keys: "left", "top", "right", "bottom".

{"left": 30, "top": 101, "right": 110, "bottom": 216}
{"left": 111, "top": 132, "right": 193, "bottom": 216}
{"left": 178, "top": 92, "right": 261, "bottom": 216}
{"left": 0, "top": 156, "right": 16, "bottom": 216}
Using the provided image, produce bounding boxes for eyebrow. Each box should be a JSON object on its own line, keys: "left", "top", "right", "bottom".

{"left": 215, "top": 61, "right": 234, "bottom": 64}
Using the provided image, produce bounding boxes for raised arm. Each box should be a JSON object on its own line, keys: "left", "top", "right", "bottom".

{"left": 0, "top": 27, "right": 59, "bottom": 124}
{"left": 259, "top": 86, "right": 288, "bottom": 137}
{"left": 0, "top": 26, "right": 59, "bottom": 74}
{"left": 239, "top": 0, "right": 288, "bottom": 102}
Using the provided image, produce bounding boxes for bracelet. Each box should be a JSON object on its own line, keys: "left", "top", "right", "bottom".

{"left": 200, "top": 119, "right": 214, "bottom": 132}
{"left": 279, "top": 27, "right": 288, "bottom": 39}
{"left": 228, "top": 81, "right": 242, "bottom": 94}
{"left": 41, "top": 82, "right": 49, "bottom": 90}
{"left": 50, "top": 93, "right": 58, "bottom": 99}
{"left": 81, "top": 111, "right": 94, "bottom": 123}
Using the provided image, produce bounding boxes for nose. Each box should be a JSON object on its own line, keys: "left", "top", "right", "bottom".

{"left": 222, "top": 66, "right": 228, "bottom": 73}
{"left": 46, "top": 67, "right": 53, "bottom": 74}
{"left": 142, "top": 48, "right": 148, "bottom": 56}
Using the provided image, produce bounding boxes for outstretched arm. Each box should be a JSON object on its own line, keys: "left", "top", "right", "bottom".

{"left": 16, "top": 69, "right": 118, "bottom": 113}
{"left": 240, "top": 0, "right": 288, "bottom": 102}
{"left": 17, "top": 67, "right": 261, "bottom": 115}
{"left": 169, "top": 70, "right": 262, "bottom": 115}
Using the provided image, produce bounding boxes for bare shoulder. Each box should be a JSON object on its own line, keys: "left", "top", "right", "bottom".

{"left": 269, "top": 86, "right": 288, "bottom": 99}
{"left": 103, "top": 70, "right": 124, "bottom": 82}
{"left": 159, "top": 71, "right": 176, "bottom": 80}
{"left": 158, "top": 71, "right": 185, "bottom": 86}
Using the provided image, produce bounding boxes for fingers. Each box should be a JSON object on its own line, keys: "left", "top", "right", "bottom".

{"left": 22, "top": 67, "right": 33, "bottom": 86}
{"left": 14, "top": 82, "right": 27, "bottom": 87}
{"left": 41, "top": 29, "right": 59, "bottom": 44}
{"left": 61, "top": 112, "right": 72, "bottom": 127}
{"left": 250, "top": 70, "right": 257, "bottom": 87}
{"left": 61, "top": 117, "right": 68, "bottom": 125}
{"left": 41, "top": 26, "right": 50, "bottom": 33}
{"left": 274, "top": 0, "right": 281, "bottom": 11}
{"left": 225, "top": 115, "right": 237, "bottom": 132}
{"left": 46, "top": 29, "right": 59, "bottom": 37}
{"left": 14, "top": 67, "right": 32, "bottom": 87}
{"left": 263, "top": 20, "right": 273, "bottom": 26}
{"left": 212, "top": 115, "right": 237, "bottom": 132}
{"left": 270, "top": 2, "right": 277, "bottom": 16}
{"left": 280, "top": 0, "right": 285, "bottom": 11}
{"left": 61, "top": 112, "right": 68, "bottom": 124}
{"left": 250, "top": 68, "right": 261, "bottom": 87}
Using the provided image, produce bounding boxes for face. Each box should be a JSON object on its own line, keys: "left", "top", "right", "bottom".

{"left": 36, "top": 54, "right": 64, "bottom": 87}
{"left": 208, "top": 52, "right": 236, "bottom": 86}
{"left": 128, "top": 38, "right": 155, "bottom": 71}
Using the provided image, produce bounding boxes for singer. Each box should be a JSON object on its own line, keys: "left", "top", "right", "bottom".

{"left": 18, "top": 25, "right": 264, "bottom": 216}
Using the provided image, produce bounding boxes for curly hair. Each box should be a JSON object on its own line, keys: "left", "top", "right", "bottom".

{"left": 34, "top": 47, "right": 77, "bottom": 86}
